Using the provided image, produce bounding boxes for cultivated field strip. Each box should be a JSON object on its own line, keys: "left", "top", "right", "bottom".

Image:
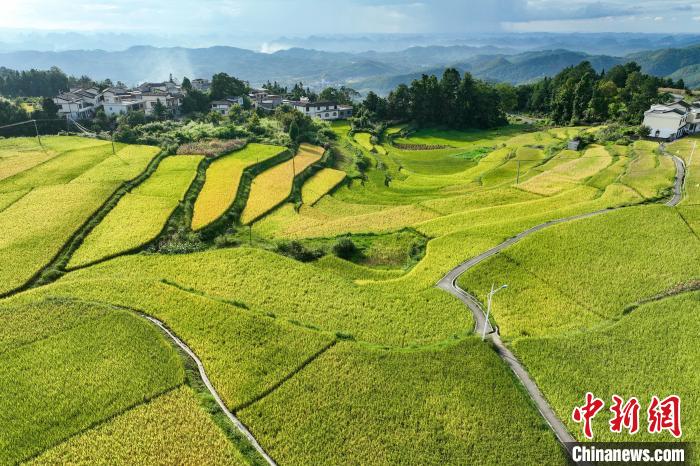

{"left": 68, "top": 155, "right": 202, "bottom": 268}
{"left": 191, "top": 143, "right": 287, "bottom": 230}
{"left": 437, "top": 154, "right": 685, "bottom": 462}
{"left": 240, "top": 144, "right": 324, "bottom": 224}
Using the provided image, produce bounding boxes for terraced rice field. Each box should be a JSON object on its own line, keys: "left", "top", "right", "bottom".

{"left": 0, "top": 124, "right": 690, "bottom": 464}
{"left": 69, "top": 155, "right": 202, "bottom": 268}
{"left": 191, "top": 143, "right": 286, "bottom": 230}
{"left": 301, "top": 167, "right": 346, "bottom": 205}
{"left": 240, "top": 143, "right": 323, "bottom": 224}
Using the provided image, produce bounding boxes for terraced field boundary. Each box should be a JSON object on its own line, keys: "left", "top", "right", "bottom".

{"left": 437, "top": 153, "right": 685, "bottom": 464}
{"left": 45, "top": 297, "right": 272, "bottom": 466}
{"left": 242, "top": 146, "right": 330, "bottom": 226}
{"left": 66, "top": 156, "right": 208, "bottom": 272}
{"left": 0, "top": 150, "right": 168, "bottom": 299}
{"left": 140, "top": 314, "right": 276, "bottom": 466}
{"left": 198, "top": 149, "right": 293, "bottom": 238}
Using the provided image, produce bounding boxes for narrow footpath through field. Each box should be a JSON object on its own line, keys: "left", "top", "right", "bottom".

{"left": 142, "top": 314, "right": 277, "bottom": 466}
{"left": 436, "top": 150, "right": 686, "bottom": 463}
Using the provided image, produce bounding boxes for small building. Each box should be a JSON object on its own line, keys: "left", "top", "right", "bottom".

{"left": 290, "top": 100, "right": 352, "bottom": 121}
{"left": 190, "top": 78, "right": 211, "bottom": 92}
{"left": 103, "top": 100, "right": 146, "bottom": 116}
{"left": 210, "top": 97, "right": 244, "bottom": 115}
{"left": 642, "top": 100, "right": 697, "bottom": 140}
{"left": 53, "top": 88, "right": 100, "bottom": 120}
{"left": 136, "top": 91, "right": 182, "bottom": 116}
{"left": 567, "top": 140, "right": 581, "bottom": 151}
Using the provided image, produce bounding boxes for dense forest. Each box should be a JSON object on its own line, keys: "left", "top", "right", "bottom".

{"left": 356, "top": 68, "right": 507, "bottom": 130}
{"left": 503, "top": 61, "right": 684, "bottom": 125}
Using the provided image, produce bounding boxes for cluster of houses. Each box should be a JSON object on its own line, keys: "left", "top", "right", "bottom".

{"left": 54, "top": 79, "right": 184, "bottom": 120}
{"left": 643, "top": 99, "right": 700, "bottom": 140}
{"left": 53, "top": 78, "right": 353, "bottom": 122}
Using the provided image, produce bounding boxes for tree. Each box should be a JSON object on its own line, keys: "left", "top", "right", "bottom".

{"left": 319, "top": 86, "right": 360, "bottom": 105}
{"left": 152, "top": 99, "right": 168, "bottom": 120}
{"left": 182, "top": 77, "right": 192, "bottom": 92}
{"left": 289, "top": 120, "right": 299, "bottom": 142}
{"left": 181, "top": 89, "right": 210, "bottom": 114}
{"left": 40, "top": 97, "right": 59, "bottom": 118}
{"left": 210, "top": 73, "right": 248, "bottom": 100}
{"left": 387, "top": 84, "right": 410, "bottom": 120}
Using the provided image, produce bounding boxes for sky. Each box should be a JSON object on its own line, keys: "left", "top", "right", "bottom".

{"left": 1, "top": 0, "right": 699, "bottom": 36}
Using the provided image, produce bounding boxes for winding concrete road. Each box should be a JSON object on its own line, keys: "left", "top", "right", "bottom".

{"left": 436, "top": 150, "right": 685, "bottom": 462}
{"left": 142, "top": 315, "right": 277, "bottom": 466}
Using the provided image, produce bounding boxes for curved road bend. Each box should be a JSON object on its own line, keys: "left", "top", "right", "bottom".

{"left": 142, "top": 315, "right": 277, "bottom": 466}
{"left": 436, "top": 152, "right": 685, "bottom": 461}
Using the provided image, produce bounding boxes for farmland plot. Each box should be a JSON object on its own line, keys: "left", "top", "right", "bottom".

{"left": 69, "top": 155, "right": 202, "bottom": 268}
{"left": 240, "top": 144, "right": 323, "bottom": 224}
{"left": 192, "top": 143, "right": 286, "bottom": 230}
{"left": 30, "top": 387, "right": 248, "bottom": 465}
{"left": 0, "top": 304, "right": 183, "bottom": 464}
{"left": 457, "top": 206, "right": 700, "bottom": 338}
{"left": 301, "top": 168, "right": 346, "bottom": 205}
{"left": 515, "top": 291, "right": 700, "bottom": 442}
{"left": 238, "top": 339, "right": 565, "bottom": 465}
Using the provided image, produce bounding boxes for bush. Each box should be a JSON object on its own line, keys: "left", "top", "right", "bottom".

{"left": 332, "top": 238, "right": 358, "bottom": 260}
{"left": 277, "top": 241, "right": 324, "bottom": 262}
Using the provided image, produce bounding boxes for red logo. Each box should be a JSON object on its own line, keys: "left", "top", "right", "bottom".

{"left": 572, "top": 393, "right": 682, "bottom": 439}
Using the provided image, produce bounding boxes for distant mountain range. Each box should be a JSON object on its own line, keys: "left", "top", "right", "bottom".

{"left": 0, "top": 42, "right": 699, "bottom": 95}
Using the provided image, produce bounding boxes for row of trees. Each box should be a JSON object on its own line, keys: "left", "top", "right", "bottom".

{"left": 0, "top": 66, "right": 127, "bottom": 98}
{"left": 357, "top": 69, "right": 507, "bottom": 129}
{"left": 500, "top": 61, "right": 683, "bottom": 125}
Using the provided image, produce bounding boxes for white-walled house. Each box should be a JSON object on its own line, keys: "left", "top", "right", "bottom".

{"left": 53, "top": 88, "right": 100, "bottom": 120}
{"left": 291, "top": 100, "right": 353, "bottom": 120}
{"left": 643, "top": 100, "right": 700, "bottom": 140}
{"left": 102, "top": 100, "right": 145, "bottom": 116}
{"left": 211, "top": 97, "right": 244, "bottom": 115}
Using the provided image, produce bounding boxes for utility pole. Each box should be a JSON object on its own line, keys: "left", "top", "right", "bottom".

{"left": 249, "top": 224, "right": 252, "bottom": 246}
{"left": 32, "top": 120, "right": 42, "bottom": 147}
{"left": 482, "top": 283, "right": 508, "bottom": 341}
{"left": 516, "top": 160, "right": 521, "bottom": 184}
{"left": 110, "top": 131, "right": 116, "bottom": 155}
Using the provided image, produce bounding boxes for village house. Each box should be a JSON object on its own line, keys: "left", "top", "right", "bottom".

{"left": 643, "top": 99, "right": 700, "bottom": 140}
{"left": 191, "top": 78, "right": 211, "bottom": 92}
{"left": 290, "top": 99, "right": 353, "bottom": 121}
{"left": 53, "top": 87, "right": 100, "bottom": 120}
{"left": 210, "top": 96, "right": 245, "bottom": 115}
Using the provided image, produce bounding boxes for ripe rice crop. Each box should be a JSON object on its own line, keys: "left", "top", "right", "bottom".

{"left": 0, "top": 306, "right": 183, "bottom": 464}
{"left": 69, "top": 155, "right": 202, "bottom": 267}
{"left": 0, "top": 182, "right": 119, "bottom": 294}
{"left": 0, "top": 142, "right": 115, "bottom": 193}
{"left": 70, "top": 145, "right": 161, "bottom": 184}
{"left": 238, "top": 339, "right": 565, "bottom": 465}
{"left": 457, "top": 205, "right": 700, "bottom": 338}
{"left": 53, "top": 247, "right": 469, "bottom": 347}
{"left": 621, "top": 143, "right": 676, "bottom": 199}
{"left": 301, "top": 168, "right": 346, "bottom": 205}
{"left": 30, "top": 387, "right": 248, "bottom": 465}
{"left": 192, "top": 144, "right": 287, "bottom": 230}
{"left": 240, "top": 144, "right": 322, "bottom": 224}
{"left": 668, "top": 135, "right": 700, "bottom": 205}
{"left": 515, "top": 291, "right": 700, "bottom": 442}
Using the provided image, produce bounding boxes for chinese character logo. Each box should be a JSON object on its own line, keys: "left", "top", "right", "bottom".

{"left": 572, "top": 392, "right": 605, "bottom": 439}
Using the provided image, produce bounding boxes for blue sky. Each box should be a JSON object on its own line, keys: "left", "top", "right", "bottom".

{"left": 1, "top": 0, "right": 699, "bottom": 34}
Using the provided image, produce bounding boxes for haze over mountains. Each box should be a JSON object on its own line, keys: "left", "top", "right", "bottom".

{"left": 0, "top": 32, "right": 699, "bottom": 94}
